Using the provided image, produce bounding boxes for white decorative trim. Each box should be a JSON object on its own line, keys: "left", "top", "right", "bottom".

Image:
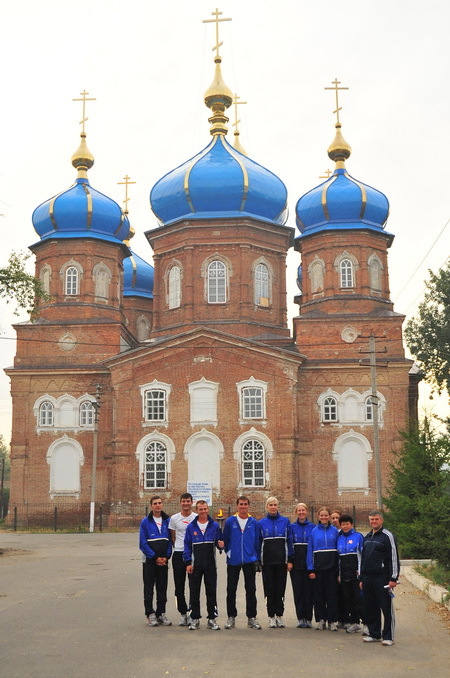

{"left": 183, "top": 429, "right": 224, "bottom": 461}
{"left": 46, "top": 435, "right": 84, "bottom": 498}
{"left": 332, "top": 429, "right": 372, "bottom": 492}
{"left": 252, "top": 257, "right": 273, "bottom": 307}
{"left": 188, "top": 377, "right": 219, "bottom": 426}
{"left": 232, "top": 427, "right": 274, "bottom": 460}
{"left": 201, "top": 254, "right": 232, "bottom": 304}
{"left": 236, "top": 376, "right": 268, "bottom": 422}
{"left": 33, "top": 393, "right": 97, "bottom": 432}
{"left": 139, "top": 380, "right": 172, "bottom": 425}
{"left": 135, "top": 431, "right": 176, "bottom": 489}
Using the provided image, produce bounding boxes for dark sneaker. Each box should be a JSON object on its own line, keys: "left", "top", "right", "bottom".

{"left": 224, "top": 617, "right": 235, "bottom": 629}
{"left": 207, "top": 619, "right": 220, "bottom": 630}
{"left": 157, "top": 614, "right": 172, "bottom": 626}
{"left": 147, "top": 613, "right": 158, "bottom": 627}
{"left": 247, "top": 617, "right": 261, "bottom": 629}
{"left": 188, "top": 618, "right": 200, "bottom": 630}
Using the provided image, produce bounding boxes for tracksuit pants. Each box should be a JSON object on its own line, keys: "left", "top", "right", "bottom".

{"left": 290, "top": 569, "right": 313, "bottom": 621}
{"left": 226, "top": 563, "right": 257, "bottom": 619}
{"left": 172, "top": 551, "right": 191, "bottom": 615}
{"left": 190, "top": 563, "right": 218, "bottom": 620}
{"left": 313, "top": 569, "right": 338, "bottom": 623}
{"left": 262, "top": 563, "right": 287, "bottom": 617}
{"left": 340, "top": 578, "right": 362, "bottom": 624}
{"left": 361, "top": 575, "right": 395, "bottom": 641}
{"left": 142, "top": 559, "right": 168, "bottom": 617}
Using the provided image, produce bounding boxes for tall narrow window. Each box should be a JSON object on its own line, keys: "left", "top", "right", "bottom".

{"left": 323, "top": 396, "right": 338, "bottom": 422}
{"left": 242, "top": 440, "right": 265, "bottom": 487}
{"left": 340, "top": 259, "right": 354, "bottom": 288}
{"left": 168, "top": 266, "right": 181, "bottom": 309}
{"left": 39, "top": 401, "right": 54, "bottom": 426}
{"left": 242, "top": 387, "right": 264, "bottom": 419}
{"left": 207, "top": 260, "right": 226, "bottom": 303}
{"left": 254, "top": 263, "right": 269, "bottom": 306}
{"left": 365, "top": 396, "right": 374, "bottom": 421}
{"left": 145, "top": 390, "right": 166, "bottom": 422}
{"left": 144, "top": 441, "right": 167, "bottom": 489}
{"left": 79, "top": 401, "right": 94, "bottom": 427}
{"left": 65, "top": 267, "right": 79, "bottom": 295}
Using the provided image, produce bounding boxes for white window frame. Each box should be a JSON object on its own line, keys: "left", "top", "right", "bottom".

{"left": 323, "top": 396, "right": 338, "bottom": 422}
{"left": 340, "top": 259, "right": 354, "bottom": 288}
{"left": 39, "top": 401, "right": 54, "bottom": 427}
{"left": 188, "top": 377, "right": 219, "bottom": 426}
{"left": 332, "top": 430, "right": 373, "bottom": 495}
{"left": 233, "top": 428, "right": 273, "bottom": 489}
{"left": 140, "top": 381, "right": 172, "bottom": 426}
{"left": 254, "top": 261, "right": 270, "bottom": 306}
{"left": 207, "top": 260, "right": 227, "bottom": 304}
{"left": 65, "top": 266, "right": 79, "bottom": 295}
{"left": 136, "top": 432, "right": 175, "bottom": 496}
{"left": 79, "top": 401, "right": 95, "bottom": 427}
{"left": 144, "top": 440, "right": 168, "bottom": 490}
{"left": 242, "top": 439, "right": 266, "bottom": 488}
{"left": 168, "top": 265, "right": 181, "bottom": 309}
{"left": 236, "top": 377, "right": 268, "bottom": 422}
{"left": 46, "top": 435, "right": 84, "bottom": 498}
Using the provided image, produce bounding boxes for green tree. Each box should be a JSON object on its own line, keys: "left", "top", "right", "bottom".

{"left": 384, "top": 420, "right": 450, "bottom": 568}
{"left": 0, "top": 435, "right": 10, "bottom": 519}
{"left": 0, "top": 250, "right": 50, "bottom": 316}
{"left": 404, "top": 260, "right": 450, "bottom": 394}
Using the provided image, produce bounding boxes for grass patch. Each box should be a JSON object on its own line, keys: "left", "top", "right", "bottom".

{"left": 415, "top": 562, "right": 450, "bottom": 594}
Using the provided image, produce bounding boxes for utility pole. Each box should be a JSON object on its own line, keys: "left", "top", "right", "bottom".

{"left": 89, "top": 383, "right": 103, "bottom": 533}
{"left": 0, "top": 455, "right": 5, "bottom": 520}
{"left": 359, "top": 332, "right": 387, "bottom": 509}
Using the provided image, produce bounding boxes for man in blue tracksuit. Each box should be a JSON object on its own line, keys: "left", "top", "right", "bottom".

{"left": 222, "top": 496, "right": 261, "bottom": 630}
{"left": 360, "top": 511, "right": 400, "bottom": 645}
{"left": 337, "top": 514, "right": 364, "bottom": 633}
{"left": 183, "top": 500, "right": 224, "bottom": 630}
{"left": 290, "top": 502, "right": 315, "bottom": 627}
{"left": 139, "top": 495, "right": 173, "bottom": 626}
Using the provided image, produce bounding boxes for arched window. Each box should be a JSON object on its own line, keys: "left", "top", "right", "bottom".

{"left": 368, "top": 255, "right": 382, "bottom": 291}
{"left": 323, "top": 396, "right": 338, "bottom": 422}
{"left": 47, "top": 437, "right": 84, "bottom": 497}
{"left": 79, "top": 401, "right": 94, "bottom": 427}
{"left": 168, "top": 266, "right": 181, "bottom": 309}
{"left": 65, "top": 267, "right": 79, "bottom": 295}
{"left": 144, "top": 441, "right": 167, "bottom": 489}
{"left": 207, "top": 260, "right": 227, "bottom": 303}
{"left": 39, "top": 401, "right": 54, "bottom": 426}
{"left": 254, "top": 263, "right": 269, "bottom": 306}
{"left": 340, "top": 259, "right": 354, "bottom": 288}
{"left": 242, "top": 440, "right": 265, "bottom": 487}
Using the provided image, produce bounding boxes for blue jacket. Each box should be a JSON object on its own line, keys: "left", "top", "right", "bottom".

{"left": 337, "top": 528, "right": 364, "bottom": 580}
{"left": 306, "top": 522, "right": 338, "bottom": 571}
{"left": 360, "top": 527, "right": 400, "bottom": 581}
{"left": 290, "top": 518, "right": 315, "bottom": 570}
{"left": 223, "top": 515, "right": 259, "bottom": 565}
{"left": 139, "top": 511, "right": 172, "bottom": 560}
{"left": 258, "top": 513, "right": 293, "bottom": 565}
{"left": 183, "top": 515, "right": 223, "bottom": 568}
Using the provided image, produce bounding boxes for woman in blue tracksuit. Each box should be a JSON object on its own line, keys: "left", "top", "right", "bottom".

{"left": 290, "top": 502, "right": 315, "bottom": 627}
{"left": 258, "top": 496, "right": 293, "bottom": 628}
{"left": 307, "top": 506, "right": 339, "bottom": 630}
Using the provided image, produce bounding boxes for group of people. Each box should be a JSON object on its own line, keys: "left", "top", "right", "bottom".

{"left": 139, "top": 493, "right": 400, "bottom": 645}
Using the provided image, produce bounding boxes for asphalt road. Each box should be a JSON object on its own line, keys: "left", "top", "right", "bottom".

{"left": 0, "top": 533, "right": 448, "bottom": 678}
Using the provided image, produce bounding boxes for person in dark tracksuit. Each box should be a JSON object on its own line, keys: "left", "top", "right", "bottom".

{"left": 337, "top": 514, "right": 364, "bottom": 633}
{"left": 169, "top": 492, "right": 197, "bottom": 626}
{"left": 139, "top": 495, "right": 173, "bottom": 626}
{"left": 258, "top": 496, "right": 293, "bottom": 629}
{"left": 307, "top": 506, "right": 339, "bottom": 631}
{"left": 289, "top": 502, "right": 315, "bottom": 628}
{"left": 183, "top": 500, "right": 224, "bottom": 630}
{"left": 222, "top": 496, "right": 261, "bottom": 630}
{"left": 360, "top": 510, "right": 400, "bottom": 646}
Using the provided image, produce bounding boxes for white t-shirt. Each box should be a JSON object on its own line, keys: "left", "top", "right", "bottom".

{"left": 198, "top": 521, "right": 208, "bottom": 534}
{"left": 169, "top": 511, "right": 197, "bottom": 551}
{"left": 154, "top": 516, "right": 163, "bottom": 532}
{"left": 236, "top": 516, "right": 248, "bottom": 532}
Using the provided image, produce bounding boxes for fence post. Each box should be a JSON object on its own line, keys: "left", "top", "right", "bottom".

{"left": 99, "top": 504, "right": 103, "bottom": 532}
{"left": 54, "top": 506, "right": 57, "bottom": 532}
{"left": 227, "top": 505, "right": 231, "bottom": 517}
{"left": 352, "top": 504, "right": 356, "bottom": 527}
{"left": 13, "top": 506, "right": 17, "bottom": 531}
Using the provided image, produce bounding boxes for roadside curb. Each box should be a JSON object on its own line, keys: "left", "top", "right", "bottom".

{"left": 401, "top": 561, "right": 450, "bottom": 610}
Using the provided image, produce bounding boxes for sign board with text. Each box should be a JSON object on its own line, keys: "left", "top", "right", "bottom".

{"left": 187, "top": 482, "right": 212, "bottom": 505}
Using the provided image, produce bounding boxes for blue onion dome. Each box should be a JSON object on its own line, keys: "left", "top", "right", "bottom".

{"left": 123, "top": 232, "right": 154, "bottom": 299}
{"left": 32, "top": 133, "right": 131, "bottom": 244}
{"left": 296, "top": 123, "right": 389, "bottom": 237}
{"left": 150, "top": 57, "right": 288, "bottom": 227}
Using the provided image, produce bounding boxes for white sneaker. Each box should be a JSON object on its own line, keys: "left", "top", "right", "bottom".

{"left": 382, "top": 639, "right": 394, "bottom": 646}
{"left": 147, "top": 613, "right": 158, "bottom": 627}
{"left": 178, "top": 613, "right": 189, "bottom": 627}
{"left": 276, "top": 616, "right": 285, "bottom": 628}
{"left": 224, "top": 616, "right": 235, "bottom": 629}
{"left": 268, "top": 617, "right": 277, "bottom": 628}
{"left": 346, "top": 623, "right": 361, "bottom": 634}
{"left": 247, "top": 617, "right": 261, "bottom": 629}
{"left": 362, "top": 624, "right": 369, "bottom": 636}
{"left": 157, "top": 613, "right": 172, "bottom": 626}
{"left": 188, "top": 618, "right": 200, "bottom": 630}
{"left": 329, "top": 621, "right": 339, "bottom": 631}
{"left": 316, "top": 619, "right": 326, "bottom": 630}
{"left": 363, "top": 636, "right": 381, "bottom": 642}
{"left": 207, "top": 619, "right": 220, "bottom": 630}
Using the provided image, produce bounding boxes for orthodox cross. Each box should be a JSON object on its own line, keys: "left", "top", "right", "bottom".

{"left": 117, "top": 175, "right": 136, "bottom": 214}
{"left": 232, "top": 93, "right": 247, "bottom": 134}
{"left": 203, "top": 8, "right": 232, "bottom": 59}
{"left": 72, "top": 90, "right": 96, "bottom": 135}
{"left": 324, "top": 78, "right": 349, "bottom": 125}
{"left": 319, "top": 169, "right": 332, "bottom": 179}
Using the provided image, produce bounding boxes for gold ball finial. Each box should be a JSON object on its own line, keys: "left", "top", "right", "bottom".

{"left": 327, "top": 123, "right": 352, "bottom": 168}
{"left": 204, "top": 57, "right": 233, "bottom": 136}
{"left": 71, "top": 133, "right": 94, "bottom": 178}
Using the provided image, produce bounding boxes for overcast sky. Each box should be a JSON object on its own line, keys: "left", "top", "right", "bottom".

{"left": 0, "top": 0, "right": 449, "bottom": 440}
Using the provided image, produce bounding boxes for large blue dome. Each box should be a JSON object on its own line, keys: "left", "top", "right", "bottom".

{"left": 32, "top": 177, "right": 131, "bottom": 245}
{"left": 123, "top": 251, "right": 154, "bottom": 299}
{"left": 150, "top": 134, "right": 288, "bottom": 227}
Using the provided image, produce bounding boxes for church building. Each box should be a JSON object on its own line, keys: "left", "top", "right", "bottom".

{"left": 6, "top": 18, "right": 418, "bottom": 522}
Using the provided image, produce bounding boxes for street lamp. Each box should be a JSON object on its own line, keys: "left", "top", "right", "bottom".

{"left": 89, "top": 383, "right": 102, "bottom": 533}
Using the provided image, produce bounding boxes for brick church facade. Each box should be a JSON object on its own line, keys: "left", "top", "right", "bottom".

{"left": 6, "top": 46, "right": 418, "bottom": 521}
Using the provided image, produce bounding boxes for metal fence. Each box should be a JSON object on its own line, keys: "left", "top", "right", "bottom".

{"left": 6, "top": 499, "right": 378, "bottom": 532}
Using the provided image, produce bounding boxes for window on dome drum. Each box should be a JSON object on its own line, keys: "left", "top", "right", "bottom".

{"left": 144, "top": 441, "right": 167, "bottom": 489}
{"left": 168, "top": 266, "right": 181, "bottom": 309}
{"left": 207, "top": 260, "right": 227, "bottom": 303}
{"left": 79, "top": 401, "right": 94, "bottom": 427}
{"left": 254, "top": 263, "right": 270, "bottom": 306}
{"left": 145, "top": 390, "right": 166, "bottom": 422}
{"left": 65, "top": 266, "right": 79, "bottom": 295}
{"left": 365, "top": 397, "right": 374, "bottom": 421}
{"left": 242, "top": 387, "right": 264, "bottom": 419}
{"left": 242, "top": 440, "right": 265, "bottom": 487}
{"left": 340, "top": 259, "right": 354, "bottom": 288}
{"left": 323, "top": 396, "right": 338, "bottom": 422}
{"left": 39, "top": 401, "right": 54, "bottom": 427}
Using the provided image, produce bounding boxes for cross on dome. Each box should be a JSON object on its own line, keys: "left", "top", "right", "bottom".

{"left": 202, "top": 7, "right": 232, "bottom": 60}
